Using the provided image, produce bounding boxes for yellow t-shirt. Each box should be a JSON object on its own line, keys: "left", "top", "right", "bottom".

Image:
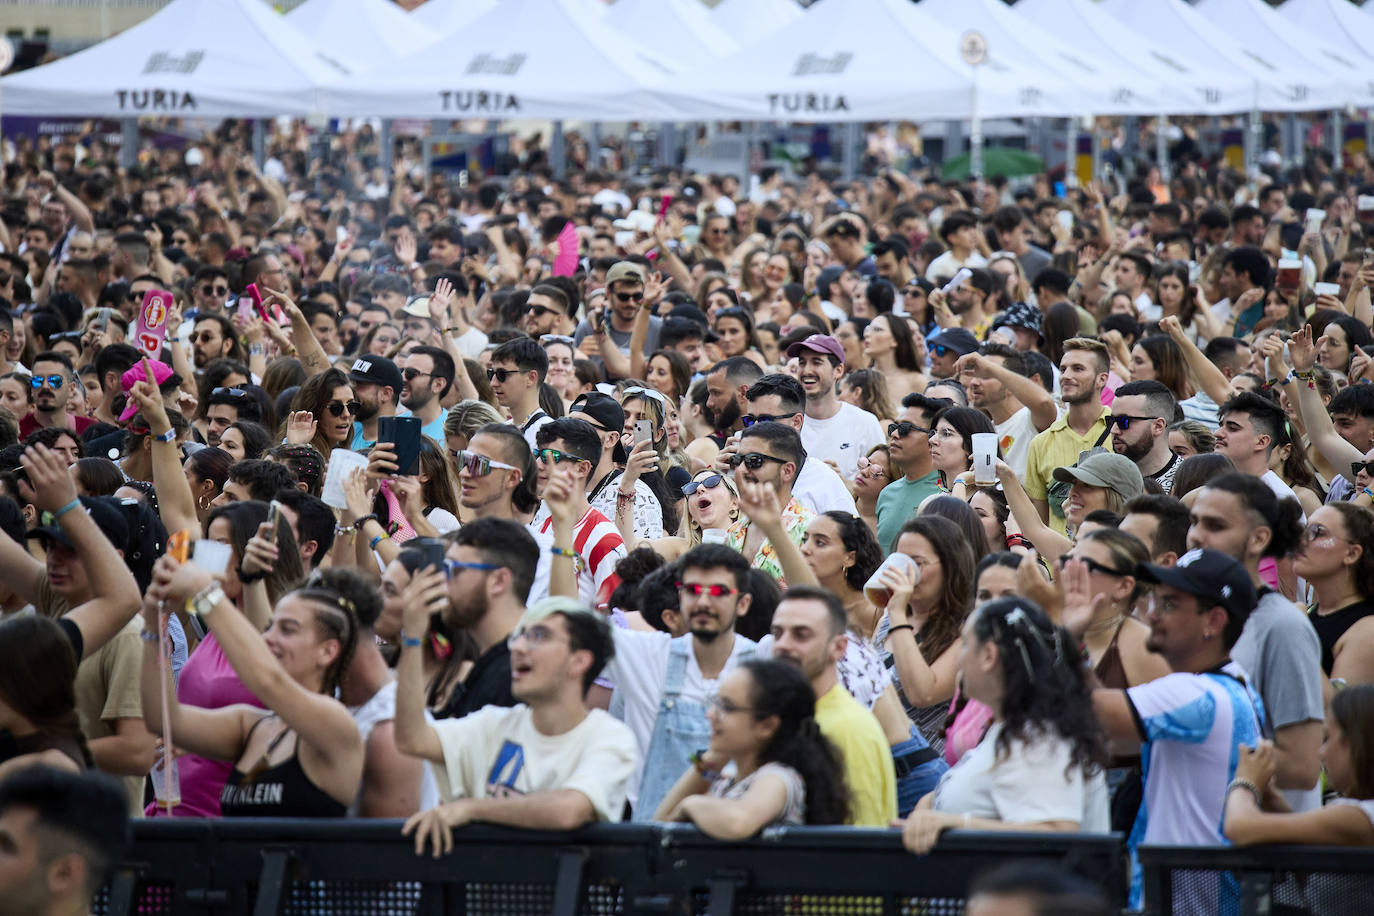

{"left": 815, "top": 684, "right": 896, "bottom": 827}
{"left": 1023, "top": 407, "right": 1109, "bottom": 536}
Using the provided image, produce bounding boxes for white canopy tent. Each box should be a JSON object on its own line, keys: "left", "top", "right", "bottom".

{"left": 711, "top": 0, "right": 804, "bottom": 49}
{"left": 320, "top": 0, "right": 681, "bottom": 119}
{"left": 287, "top": 0, "right": 437, "bottom": 67}
{"left": 653, "top": 0, "right": 1085, "bottom": 122}
{"left": 1194, "top": 0, "right": 1367, "bottom": 107}
{"left": 0, "top": 0, "right": 346, "bottom": 116}
{"left": 1013, "top": 0, "right": 1254, "bottom": 114}
{"left": 1277, "top": 0, "right": 1374, "bottom": 64}
{"left": 1100, "top": 0, "right": 1351, "bottom": 112}
{"left": 916, "top": 0, "right": 1198, "bottom": 115}
{"left": 611, "top": 0, "right": 740, "bottom": 62}
{"left": 409, "top": 0, "right": 497, "bottom": 32}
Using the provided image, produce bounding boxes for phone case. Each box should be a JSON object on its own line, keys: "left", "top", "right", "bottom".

{"left": 378, "top": 416, "right": 422, "bottom": 476}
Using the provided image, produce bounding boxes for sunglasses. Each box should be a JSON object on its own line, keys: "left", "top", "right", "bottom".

{"left": 402, "top": 368, "right": 433, "bottom": 381}
{"left": 730, "top": 451, "right": 787, "bottom": 470}
{"left": 31, "top": 375, "right": 65, "bottom": 390}
{"left": 450, "top": 449, "right": 517, "bottom": 476}
{"left": 888, "top": 421, "right": 933, "bottom": 439}
{"left": 540, "top": 334, "right": 576, "bottom": 347}
{"left": 200, "top": 284, "right": 229, "bottom": 297}
{"left": 536, "top": 447, "right": 590, "bottom": 466}
{"left": 444, "top": 558, "right": 500, "bottom": 575}
{"left": 677, "top": 582, "right": 738, "bottom": 597}
{"left": 741, "top": 412, "right": 799, "bottom": 428}
{"left": 325, "top": 400, "right": 361, "bottom": 417}
{"left": 682, "top": 474, "right": 724, "bottom": 496}
{"left": 1057, "top": 554, "right": 1129, "bottom": 577}
{"left": 857, "top": 455, "right": 888, "bottom": 478}
{"left": 614, "top": 291, "right": 645, "bottom": 303}
{"left": 1301, "top": 523, "right": 1350, "bottom": 545}
{"left": 1108, "top": 414, "right": 1156, "bottom": 431}
{"left": 621, "top": 386, "right": 667, "bottom": 408}
{"left": 487, "top": 368, "right": 520, "bottom": 383}
{"left": 932, "top": 345, "right": 952, "bottom": 357}
{"left": 527, "top": 305, "right": 561, "bottom": 318}
{"left": 1353, "top": 461, "right": 1374, "bottom": 477}
{"left": 212, "top": 387, "right": 248, "bottom": 398}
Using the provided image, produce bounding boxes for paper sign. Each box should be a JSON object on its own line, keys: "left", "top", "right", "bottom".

{"left": 134, "top": 289, "right": 173, "bottom": 359}
{"left": 322, "top": 448, "right": 370, "bottom": 510}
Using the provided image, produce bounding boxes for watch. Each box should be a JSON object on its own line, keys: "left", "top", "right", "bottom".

{"left": 191, "top": 582, "right": 226, "bottom": 618}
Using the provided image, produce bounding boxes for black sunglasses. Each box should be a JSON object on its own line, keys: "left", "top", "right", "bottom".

{"left": 1057, "top": 554, "right": 1129, "bottom": 577}
{"left": 1108, "top": 414, "right": 1156, "bottom": 431}
{"left": 888, "top": 421, "right": 933, "bottom": 439}
{"left": 325, "top": 400, "right": 361, "bottom": 417}
{"left": 741, "top": 412, "right": 799, "bottom": 428}
{"left": 730, "top": 452, "right": 787, "bottom": 470}
{"left": 614, "top": 291, "right": 645, "bottom": 303}
{"left": 487, "top": 368, "right": 519, "bottom": 382}
{"left": 527, "top": 305, "right": 561, "bottom": 318}
{"left": 682, "top": 474, "right": 724, "bottom": 496}
{"left": 1353, "top": 461, "right": 1374, "bottom": 477}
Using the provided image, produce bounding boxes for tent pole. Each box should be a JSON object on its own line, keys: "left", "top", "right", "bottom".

{"left": 380, "top": 119, "right": 393, "bottom": 176}
{"left": 119, "top": 119, "right": 138, "bottom": 170}
{"left": 657, "top": 122, "right": 676, "bottom": 170}
{"left": 1284, "top": 113, "right": 1298, "bottom": 167}
{"left": 842, "top": 121, "right": 860, "bottom": 182}
{"left": 1332, "top": 109, "right": 1344, "bottom": 171}
{"left": 1064, "top": 118, "right": 1077, "bottom": 189}
{"left": 1157, "top": 114, "right": 1170, "bottom": 182}
{"left": 969, "top": 65, "right": 984, "bottom": 185}
{"left": 551, "top": 120, "right": 566, "bottom": 180}
{"left": 944, "top": 120, "right": 963, "bottom": 171}
{"left": 251, "top": 119, "right": 266, "bottom": 171}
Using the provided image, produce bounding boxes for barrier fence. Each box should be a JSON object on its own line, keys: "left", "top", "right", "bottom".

{"left": 97, "top": 819, "right": 1126, "bottom": 916}
{"left": 1138, "top": 843, "right": 1374, "bottom": 916}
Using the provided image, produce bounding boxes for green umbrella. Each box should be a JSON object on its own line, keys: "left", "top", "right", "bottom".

{"left": 941, "top": 148, "right": 1045, "bottom": 180}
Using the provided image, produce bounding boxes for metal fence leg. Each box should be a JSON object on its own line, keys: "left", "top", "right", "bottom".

{"left": 252, "top": 849, "right": 293, "bottom": 916}
{"left": 551, "top": 848, "right": 586, "bottom": 916}
{"left": 106, "top": 867, "right": 138, "bottom": 916}
{"left": 1239, "top": 871, "right": 1272, "bottom": 916}
{"left": 706, "top": 872, "right": 745, "bottom": 916}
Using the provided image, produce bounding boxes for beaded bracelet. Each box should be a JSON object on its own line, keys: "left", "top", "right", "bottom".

{"left": 370, "top": 533, "right": 389, "bottom": 550}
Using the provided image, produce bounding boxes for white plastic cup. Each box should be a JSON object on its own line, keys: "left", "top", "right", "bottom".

{"left": 972, "top": 433, "right": 998, "bottom": 486}
{"left": 191, "top": 539, "right": 231, "bottom": 576}
{"left": 151, "top": 756, "right": 181, "bottom": 809}
{"left": 864, "top": 553, "right": 919, "bottom": 609}
{"left": 1305, "top": 208, "right": 1326, "bottom": 234}
{"left": 701, "top": 528, "right": 728, "bottom": 545}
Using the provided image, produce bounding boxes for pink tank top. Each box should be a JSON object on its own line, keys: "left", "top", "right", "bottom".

{"left": 145, "top": 633, "right": 263, "bottom": 818}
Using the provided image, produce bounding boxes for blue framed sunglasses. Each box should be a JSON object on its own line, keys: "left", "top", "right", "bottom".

{"left": 31, "top": 375, "right": 65, "bottom": 390}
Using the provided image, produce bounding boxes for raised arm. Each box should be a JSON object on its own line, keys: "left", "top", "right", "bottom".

{"left": 393, "top": 566, "right": 450, "bottom": 765}
{"left": 1284, "top": 326, "right": 1364, "bottom": 481}
{"left": 1160, "top": 315, "right": 1232, "bottom": 407}
{"left": 38, "top": 171, "right": 94, "bottom": 234}
{"left": 264, "top": 287, "right": 330, "bottom": 377}
{"left": 545, "top": 466, "right": 580, "bottom": 601}
{"left": 994, "top": 460, "right": 1071, "bottom": 561}
{"left": 428, "top": 278, "right": 481, "bottom": 403}
{"left": 127, "top": 362, "right": 201, "bottom": 538}
{"left": 735, "top": 478, "right": 818, "bottom": 588}
{"left": 956, "top": 353, "right": 1056, "bottom": 431}
{"left": 880, "top": 561, "right": 959, "bottom": 708}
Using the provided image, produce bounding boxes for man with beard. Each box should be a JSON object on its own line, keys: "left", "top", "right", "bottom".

{"left": 703, "top": 356, "right": 763, "bottom": 437}
{"left": 190, "top": 314, "right": 243, "bottom": 370}
{"left": 602, "top": 542, "right": 757, "bottom": 820}
{"left": 956, "top": 343, "right": 1056, "bottom": 478}
{"left": 573, "top": 262, "right": 661, "bottom": 379}
{"left": 347, "top": 354, "right": 402, "bottom": 450}
{"left": 787, "top": 335, "right": 884, "bottom": 484}
{"left": 399, "top": 346, "right": 454, "bottom": 442}
{"left": 1025, "top": 338, "right": 1110, "bottom": 536}
{"left": 521, "top": 284, "right": 577, "bottom": 339}
{"left": 391, "top": 517, "right": 538, "bottom": 735}
{"left": 1107, "top": 380, "right": 1179, "bottom": 494}
{"left": 768, "top": 586, "right": 895, "bottom": 826}
{"left": 20, "top": 351, "right": 95, "bottom": 439}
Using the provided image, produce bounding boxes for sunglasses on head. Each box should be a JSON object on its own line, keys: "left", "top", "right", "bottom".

{"left": 621, "top": 386, "right": 667, "bottom": 408}
{"left": 487, "top": 368, "right": 520, "bottom": 383}
{"left": 325, "top": 400, "right": 361, "bottom": 417}
{"left": 1108, "top": 414, "right": 1156, "bottom": 431}
{"left": 212, "top": 387, "right": 247, "bottom": 398}
{"left": 729, "top": 451, "right": 787, "bottom": 470}
{"left": 1353, "top": 461, "right": 1374, "bottom": 477}
{"left": 741, "top": 412, "right": 799, "bottom": 428}
{"left": 888, "top": 421, "right": 932, "bottom": 439}
{"left": 540, "top": 334, "right": 576, "bottom": 347}
{"left": 450, "top": 449, "right": 516, "bottom": 476}
{"left": 682, "top": 474, "right": 724, "bottom": 496}
{"left": 31, "top": 375, "right": 65, "bottom": 390}
{"left": 614, "top": 291, "right": 645, "bottom": 303}
{"left": 536, "top": 447, "right": 590, "bottom": 466}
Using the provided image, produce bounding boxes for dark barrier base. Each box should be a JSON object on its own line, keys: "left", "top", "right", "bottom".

{"left": 97, "top": 819, "right": 1127, "bottom": 916}
{"left": 1139, "top": 844, "right": 1374, "bottom": 916}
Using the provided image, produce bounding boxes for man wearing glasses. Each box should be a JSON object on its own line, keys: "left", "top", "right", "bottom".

{"left": 20, "top": 351, "right": 95, "bottom": 440}
{"left": 400, "top": 346, "right": 456, "bottom": 443}
{"left": 1108, "top": 380, "right": 1180, "bottom": 494}
{"left": 521, "top": 284, "right": 577, "bottom": 339}
{"left": 347, "top": 355, "right": 403, "bottom": 450}
{"left": 488, "top": 338, "right": 553, "bottom": 450}
{"left": 189, "top": 266, "right": 230, "bottom": 319}
{"left": 573, "top": 261, "right": 662, "bottom": 377}
{"left": 875, "top": 393, "right": 948, "bottom": 553}
{"left": 723, "top": 422, "right": 813, "bottom": 584}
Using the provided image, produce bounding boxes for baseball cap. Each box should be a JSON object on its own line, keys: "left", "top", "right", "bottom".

{"left": 785, "top": 333, "right": 846, "bottom": 367}
{"left": 569, "top": 391, "right": 625, "bottom": 433}
{"left": 118, "top": 359, "right": 176, "bottom": 423}
{"left": 29, "top": 496, "right": 129, "bottom": 552}
{"left": 1052, "top": 451, "right": 1145, "bottom": 502}
{"left": 514, "top": 596, "right": 603, "bottom": 635}
{"left": 605, "top": 262, "right": 646, "bottom": 287}
{"left": 996, "top": 301, "right": 1043, "bottom": 337}
{"left": 929, "top": 327, "right": 980, "bottom": 357}
{"left": 348, "top": 355, "right": 404, "bottom": 394}
{"left": 401, "top": 294, "right": 434, "bottom": 319}
{"left": 1136, "top": 548, "right": 1257, "bottom": 622}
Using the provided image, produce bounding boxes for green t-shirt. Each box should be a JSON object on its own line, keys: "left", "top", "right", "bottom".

{"left": 875, "top": 470, "right": 942, "bottom": 553}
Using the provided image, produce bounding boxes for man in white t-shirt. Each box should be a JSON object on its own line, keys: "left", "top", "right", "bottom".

{"left": 786, "top": 334, "right": 885, "bottom": 485}
{"left": 1069, "top": 548, "right": 1265, "bottom": 913}
{"left": 604, "top": 543, "right": 757, "bottom": 820}
{"left": 400, "top": 597, "right": 637, "bottom": 855}
{"left": 740, "top": 373, "right": 857, "bottom": 516}
{"left": 954, "top": 343, "right": 1056, "bottom": 478}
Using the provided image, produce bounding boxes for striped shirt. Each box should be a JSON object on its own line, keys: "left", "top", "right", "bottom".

{"left": 536, "top": 507, "right": 626, "bottom": 608}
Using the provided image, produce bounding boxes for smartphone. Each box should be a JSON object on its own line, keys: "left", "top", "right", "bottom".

{"left": 1056, "top": 210, "right": 1074, "bottom": 230}
{"left": 241, "top": 283, "right": 268, "bottom": 323}
{"left": 634, "top": 419, "right": 654, "bottom": 447}
{"left": 1313, "top": 282, "right": 1341, "bottom": 297}
{"left": 416, "top": 538, "right": 447, "bottom": 574}
{"left": 377, "top": 416, "right": 422, "bottom": 476}
{"left": 590, "top": 307, "right": 604, "bottom": 332}
{"left": 264, "top": 500, "right": 281, "bottom": 545}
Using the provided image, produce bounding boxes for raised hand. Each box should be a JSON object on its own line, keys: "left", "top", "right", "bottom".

{"left": 734, "top": 477, "right": 784, "bottom": 533}
{"left": 285, "top": 410, "right": 317, "bottom": 445}
{"left": 1287, "top": 325, "right": 1316, "bottom": 372}
{"left": 21, "top": 443, "right": 79, "bottom": 511}
{"left": 241, "top": 521, "right": 279, "bottom": 579}
{"left": 429, "top": 277, "right": 454, "bottom": 324}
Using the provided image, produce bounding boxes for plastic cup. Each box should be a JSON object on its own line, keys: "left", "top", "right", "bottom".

{"left": 151, "top": 756, "right": 180, "bottom": 809}
{"left": 1305, "top": 208, "right": 1326, "bottom": 234}
{"left": 1358, "top": 196, "right": 1374, "bottom": 224}
{"left": 1276, "top": 259, "right": 1302, "bottom": 293}
{"left": 972, "top": 433, "right": 998, "bottom": 486}
{"left": 863, "top": 553, "right": 919, "bottom": 609}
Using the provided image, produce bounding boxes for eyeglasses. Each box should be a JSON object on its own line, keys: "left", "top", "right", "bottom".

{"left": 527, "top": 305, "right": 561, "bottom": 318}
{"left": 536, "top": 447, "right": 590, "bottom": 466}
{"left": 1301, "top": 523, "right": 1350, "bottom": 545}
{"left": 507, "top": 624, "right": 568, "bottom": 651}
{"left": 677, "top": 582, "right": 739, "bottom": 597}
{"left": 857, "top": 455, "right": 888, "bottom": 478}
{"left": 1108, "top": 414, "right": 1157, "bottom": 431}
{"left": 888, "top": 421, "right": 933, "bottom": 439}
{"left": 212, "top": 387, "right": 248, "bottom": 398}
{"left": 30, "top": 375, "right": 65, "bottom": 390}
{"left": 932, "top": 345, "right": 952, "bottom": 357}
{"left": 1057, "top": 554, "right": 1129, "bottom": 577}
{"left": 1353, "top": 461, "right": 1374, "bottom": 477}
{"left": 450, "top": 449, "right": 517, "bottom": 476}
{"left": 402, "top": 368, "right": 433, "bottom": 382}
{"left": 730, "top": 451, "right": 787, "bottom": 470}
{"left": 930, "top": 427, "right": 960, "bottom": 441}
{"left": 741, "top": 412, "right": 799, "bottom": 428}
{"left": 444, "top": 558, "right": 500, "bottom": 575}
{"left": 540, "top": 334, "right": 576, "bottom": 347}
{"left": 682, "top": 474, "right": 724, "bottom": 496}
{"left": 325, "top": 400, "right": 361, "bottom": 417}
{"left": 193, "top": 332, "right": 221, "bottom": 344}
{"left": 200, "top": 284, "right": 229, "bottom": 297}
{"left": 706, "top": 693, "right": 752, "bottom": 715}
{"left": 614, "top": 291, "right": 645, "bottom": 303}
{"left": 487, "top": 368, "right": 520, "bottom": 383}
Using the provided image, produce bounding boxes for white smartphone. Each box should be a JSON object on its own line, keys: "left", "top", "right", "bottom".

{"left": 633, "top": 419, "right": 654, "bottom": 446}
{"left": 1056, "top": 210, "right": 1074, "bottom": 230}
{"left": 1314, "top": 282, "right": 1341, "bottom": 297}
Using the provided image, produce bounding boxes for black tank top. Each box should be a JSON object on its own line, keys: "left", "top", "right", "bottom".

{"left": 220, "top": 716, "right": 345, "bottom": 818}
{"left": 1309, "top": 600, "right": 1374, "bottom": 676}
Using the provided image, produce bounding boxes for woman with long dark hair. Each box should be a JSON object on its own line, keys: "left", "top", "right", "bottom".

{"left": 902, "top": 597, "right": 1110, "bottom": 853}
{"left": 863, "top": 312, "right": 926, "bottom": 396}
{"left": 0, "top": 615, "right": 93, "bottom": 779}
{"left": 285, "top": 367, "right": 357, "bottom": 457}
{"left": 929, "top": 406, "right": 997, "bottom": 493}
{"left": 1295, "top": 503, "right": 1374, "bottom": 684}
{"left": 712, "top": 307, "right": 767, "bottom": 368}
{"left": 655, "top": 659, "right": 850, "bottom": 836}
{"left": 1130, "top": 335, "right": 1194, "bottom": 403}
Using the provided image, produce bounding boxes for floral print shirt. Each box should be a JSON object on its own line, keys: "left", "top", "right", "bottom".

{"left": 724, "top": 497, "right": 814, "bottom": 585}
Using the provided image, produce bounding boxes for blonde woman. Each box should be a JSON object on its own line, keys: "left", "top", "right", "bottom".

{"left": 617, "top": 468, "right": 739, "bottom": 562}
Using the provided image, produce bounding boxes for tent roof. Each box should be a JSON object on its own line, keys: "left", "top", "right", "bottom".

{"left": 653, "top": 0, "right": 1086, "bottom": 121}
{"left": 711, "top": 0, "right": 803, "bottom": 48}
{"left": 321, "top": 0, "right": 681, "bottom": 119}
{"left": 1276, "top": 0, "right": 1374, "bottom": 64}
{"left": 1100, "top": 0, "right": 1352, "bottom": 111}
{"left": 1012, "top": 0, "right": 1254, "bottom": 114}
{"left": 611, "top": 0, "right": 740, "bottom": 61}
{"left": 916, "top": 0, "right": 1193, "bottom": 114}
{"left": 0, "top": 0, "right": 347, "bottom": 116}
{"left": 287, "top": 0, "right": 437, "bottom": 66}
{"left": 409, "top": 0, "right": 497, "bottom": 32}
{"left": 1194, "top": 0, "right": 1366, "bottom": 106}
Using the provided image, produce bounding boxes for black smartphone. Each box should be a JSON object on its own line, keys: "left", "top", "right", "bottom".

{"left": 377, "top": 416, "right": 422, "bottom": 476}
{"left": 415, "top": 538, "right": 446, "bottom": 573}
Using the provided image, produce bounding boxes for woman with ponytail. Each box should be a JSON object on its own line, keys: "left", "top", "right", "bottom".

{"left": 655, "top": 659, "right": 850, "bottom": 837}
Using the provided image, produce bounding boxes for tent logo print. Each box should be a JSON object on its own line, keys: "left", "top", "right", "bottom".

{"left": 792, "top": 53, "right": 852, "bottom": 77}
{"left": 141, "top": 51, "right": 204, "bottom": 75}
{"left": 466, "top": 54, "right": 526, "bottom": 76}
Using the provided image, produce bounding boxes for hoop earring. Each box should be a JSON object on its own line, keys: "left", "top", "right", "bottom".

{"left": 198, "top": 494, "right": 212, "bottom": 511}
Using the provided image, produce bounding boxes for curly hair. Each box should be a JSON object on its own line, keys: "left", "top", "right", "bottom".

{"left": 810, "top": 510, "right": 882, "bottom": 593}
{"left": 969, "top": 597, "right": 1108, "bottom": 778}
{"left": 740, "top": 659, "right": 851, "bottom": 826}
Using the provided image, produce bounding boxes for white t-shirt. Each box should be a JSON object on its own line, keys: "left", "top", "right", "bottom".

{"left": 793, "top": 456, "right": 859, "bottom": 516}
{"left": 431, "top": 704, "right": 637, "bottom": 822}
{"left": 521, "top": 412, "right": 556, "bottom": 451}
{"left": 605, "top": 630, "right": 756, "bottom": 805}
{"left": 994, "top": 406, "right": 1039, "bottom": 479}
{"left": 1261, "top": 470, "right": 1306, "bottom": 522}
{"left": 932, "top": 722, "right": 1109, "bottom": 832}
{"left": 925, "top": 250, "right": 988, "bottom": 284}
{"left": 347, "top": 679, "right": 440, "bottom": 817}
{"left": 801, "top": 403, "right": 886, "bottom": 483}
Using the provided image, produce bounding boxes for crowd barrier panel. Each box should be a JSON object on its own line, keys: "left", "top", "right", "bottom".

{"left": 1139, "top": 843, "right": 1374, "bottom": 916}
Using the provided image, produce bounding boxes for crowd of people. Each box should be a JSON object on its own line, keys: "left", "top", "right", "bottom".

{"left": 2, "top": 119, "right": 1374, "bottom": 914}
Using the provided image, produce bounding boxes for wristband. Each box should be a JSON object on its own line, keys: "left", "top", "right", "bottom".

{"left": 550, "top": 545, "right": 577, "bottom": 559}
{"left": 53, "top": 498, "right": 82, "bottom": 520}
{"left": 1363, "top": 487, "right": 1374, "bottom": 501}
{"left": 1226, "top": 778, "right": 1263, "bottom": 806}
{"left": 887, "top": 623, "right": 914, "bottom": 635}
{"left": 370, "top": 533, "right": 390, "bottom": 550}
{"left": 444, "top": 327, "right": 466, "bottom": 334}
{"left": 334, "top": 524, "right": 356, "bottom": 538}
{"left": 237, "top": 562, "right": 267, "bottom": 584}
{"left": 154, "top": 428, "right": 176, "bottom": 443}
{"left": 139, "top": 628, "right": 160, "bottom": 643}
{"left": 400, "top": 630, "right": 423, "bottom": 648}
{"left": 353, "top": 513, "right": 379, "bottom": 531}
